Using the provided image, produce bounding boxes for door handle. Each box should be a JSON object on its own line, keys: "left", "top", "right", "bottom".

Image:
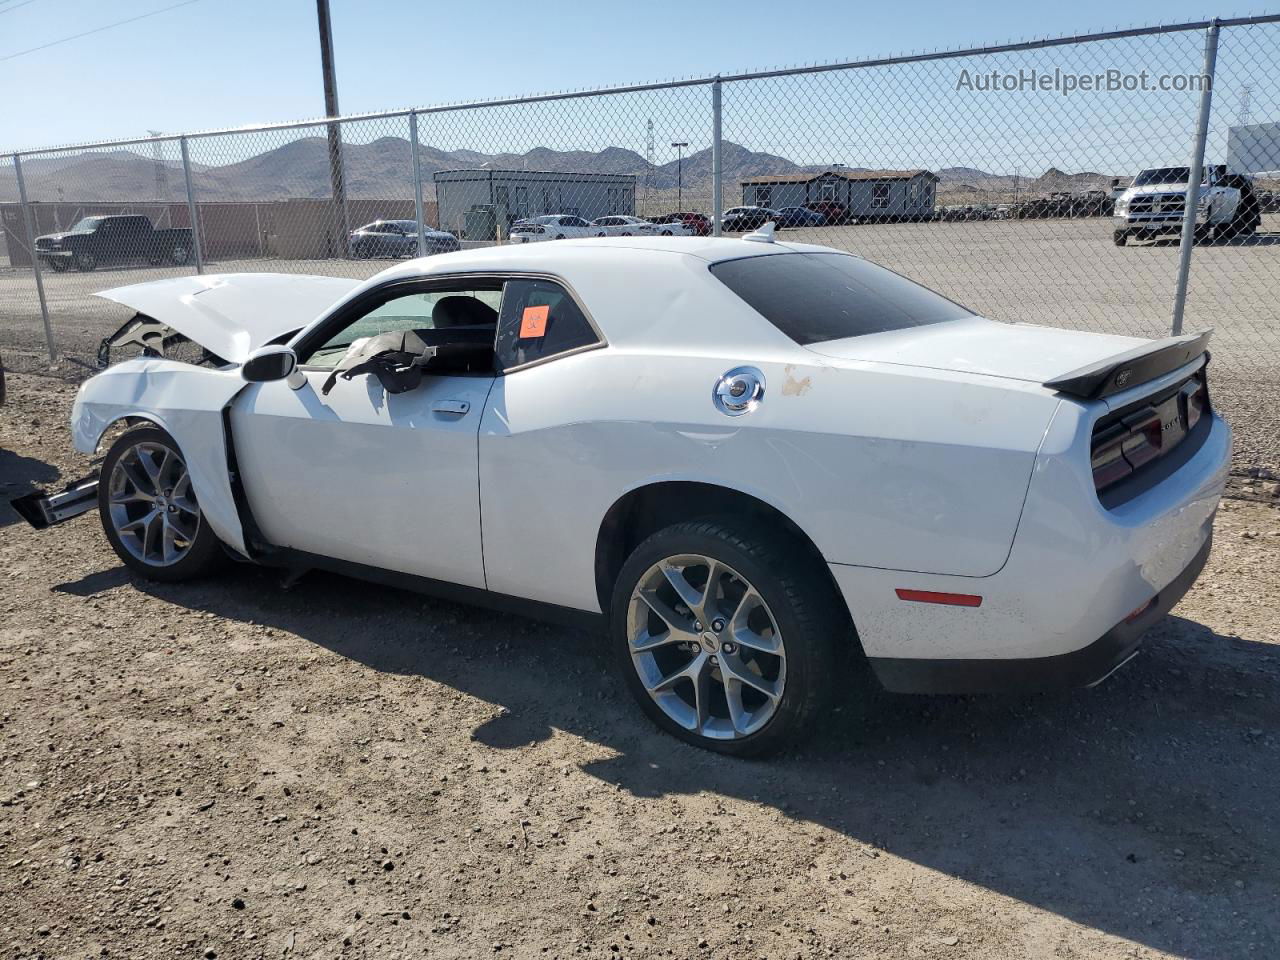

{"left": 432, "top": 399, "right": 470, "bottom": 416}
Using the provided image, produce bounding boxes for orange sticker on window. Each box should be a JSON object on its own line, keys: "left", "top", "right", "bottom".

{"left": 519, "top": 305, "right": 549, "bottom": 338}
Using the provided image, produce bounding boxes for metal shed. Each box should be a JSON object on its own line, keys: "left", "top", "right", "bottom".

{"left": 740, "top": 169, "right": 938, "bottom": 220}
{"left": 434, "top": 169, "right": 637, "bottom": 239}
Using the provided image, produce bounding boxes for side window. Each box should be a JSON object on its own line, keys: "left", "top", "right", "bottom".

{"left": 304, "top": 288, "right": 501, "bottom": 369}
{"left": 495, "top": 278, "right": 599, "bottom": 371}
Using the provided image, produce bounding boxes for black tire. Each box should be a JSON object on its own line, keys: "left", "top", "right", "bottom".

{"left": 46, "top": 258, "right": 70, "bottom": 273}
{"left": 98, "top": 426, "right": 227, "bottom": 582}
{"left": 1113, "top": 230, "right": 1128, "bottom": 247}
{"left": 169, "top": 244, "right": 190, "bottom": 265}
{"left": 610, "top": 518, "right": 847, "bottom": 757}
{"left": 74, "top": 251, "right": 97, "bottom": 271}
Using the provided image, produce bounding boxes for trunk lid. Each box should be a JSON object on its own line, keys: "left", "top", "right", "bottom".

{"left": 95, "top": 273, "right": 359, "bottom": 364}
{"left": 805, "top": 316, "right": 1210, "bottom": 400}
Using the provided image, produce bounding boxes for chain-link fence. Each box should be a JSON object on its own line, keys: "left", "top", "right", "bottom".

{"left": 2, "top": 15, "right": 1278, "bottom": 467}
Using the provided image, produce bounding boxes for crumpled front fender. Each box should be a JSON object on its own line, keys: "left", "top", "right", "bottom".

{"left": 72, "top": 357, "right": 251, "bottom": 556}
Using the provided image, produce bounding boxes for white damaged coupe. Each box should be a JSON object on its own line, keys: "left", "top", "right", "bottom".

{"left": 15, "top": 229, "right": 1230, "bottom": 755}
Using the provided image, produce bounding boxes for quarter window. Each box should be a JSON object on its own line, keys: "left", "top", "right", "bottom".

{"left": 495, "top": 278, "right": 599, "bottom": 370}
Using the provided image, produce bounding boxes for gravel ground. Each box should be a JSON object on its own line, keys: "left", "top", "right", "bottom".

{"left": 2, "top": 373, "right": 1279, "bottom": 960}
{"left": 1, "top": 216, "right": 1279, "bottom": 470}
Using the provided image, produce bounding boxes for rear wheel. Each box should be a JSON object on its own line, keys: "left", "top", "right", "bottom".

{"left": 611, "top": 519, "right": 845, "bottom": 757}
{"left": 98, "top": 426, "right": 226, "bottom": 582}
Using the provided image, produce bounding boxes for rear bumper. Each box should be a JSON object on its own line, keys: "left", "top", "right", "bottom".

{"left": 867, "top": 531, "right": 1212, "bottom": 694}
{"left": 828, "top": 398, "right": 1230, "bottom": 693}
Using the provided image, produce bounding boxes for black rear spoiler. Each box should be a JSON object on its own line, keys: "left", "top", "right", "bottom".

{"left": 1043, "top": 329, "right": 1212, "bottom": 400}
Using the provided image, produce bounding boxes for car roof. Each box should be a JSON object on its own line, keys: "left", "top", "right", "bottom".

{"left": 337, "top": 236, "right": 852, "bottom": 352}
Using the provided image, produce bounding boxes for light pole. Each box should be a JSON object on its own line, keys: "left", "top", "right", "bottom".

{"left": 671, "top": 141, "right": 688, "bottom": 211}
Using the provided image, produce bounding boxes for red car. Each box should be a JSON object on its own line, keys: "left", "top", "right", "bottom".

{"left": 650, "top": 211, "right": 712, "bottom": 236}
{"left": 804, "top": 201, "right": 850, "bottom": 225}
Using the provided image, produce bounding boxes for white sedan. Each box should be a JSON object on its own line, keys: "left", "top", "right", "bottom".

{"left": 591, "top": 215, "right": 691, "bottom": 237}
{"left": 15, "top": 230, "right": 1229, "bottom": 756}
{"left": 508, "top": 215, "right": 596, "bottom": 242}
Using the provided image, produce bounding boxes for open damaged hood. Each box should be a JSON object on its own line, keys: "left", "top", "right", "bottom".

{"left": 95, "top": 273, "right": 360, "bottom": 364}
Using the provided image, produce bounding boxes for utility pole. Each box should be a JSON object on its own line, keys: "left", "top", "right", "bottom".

{"left": 316, "top": 0, "right": 348, "bottom": 257}
{"left": 147, "top": 131, "right": 169, "bottom": 203}
{"left": 671, "top": 141, "right": 688, "bottom": 211}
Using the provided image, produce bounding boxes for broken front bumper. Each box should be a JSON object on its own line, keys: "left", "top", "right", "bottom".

{"left": 10, "top": 474, "right": 99, "bottom": 529}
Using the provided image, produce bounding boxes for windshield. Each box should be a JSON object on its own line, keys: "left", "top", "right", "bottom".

{"left": 68, "top": 217, "right": 103, "bottom": 234}
{"left": 710, "top": 252, "right": 973, "bottom": 345}
{"left": 1134, "top": 167, "right": 1192, "bottom": 186}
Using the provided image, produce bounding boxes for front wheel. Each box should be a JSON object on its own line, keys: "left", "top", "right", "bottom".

{"left": 74, "top": 251, "right": 97, "bottom": 271}
{"left": 611, "top": 519, "right": 846, "bottom": 757}
{"left": 98, "top": 426, "right": 226, "bottom": 582}
{"left": 169, "top": 243, "right": 190, "bottom": 265}
{"left": 1113, "top": 230, "right": 1128, "bottom": 247}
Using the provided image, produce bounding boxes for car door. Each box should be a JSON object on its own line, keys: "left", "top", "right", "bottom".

{"left": 561, "top": 216, "right": 593, "bottom": 238}
{"left": 227, "top": 281, "right": 501, "bottom": 588}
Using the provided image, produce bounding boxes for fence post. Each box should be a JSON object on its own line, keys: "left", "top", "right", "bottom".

{"left": 1171, "top": 19, "right": 1220, "bottom": 336}
{"left": 410, "top": 110, "right": 428, "bottom": 257}
{"left": 13, "top": 155, "right": 57, "bottom": 364}
{"left": 179, "top": 137, "right": 205, "bottom": 274}
{"left": 711, "top": 77, "right": 723, "bottom": 237}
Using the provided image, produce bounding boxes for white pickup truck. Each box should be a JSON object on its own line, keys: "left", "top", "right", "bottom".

{"left": 1112, "top": 164, "right": 1261, "bottom": 246}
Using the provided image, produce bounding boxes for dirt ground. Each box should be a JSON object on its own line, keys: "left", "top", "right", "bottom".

{"left": 1, "top": 372, "right": 1278, "bottom": 960}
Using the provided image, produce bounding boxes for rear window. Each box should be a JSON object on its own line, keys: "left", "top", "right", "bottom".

{"left": 709, "top": 252, "right": 973, "bottom": 345}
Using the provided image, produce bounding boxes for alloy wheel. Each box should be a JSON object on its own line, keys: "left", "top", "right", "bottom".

{"left": 106, "top": 441, "right": 201, "bottom": 567}
{"left": 626, "top": 554, "right": 786, "bottom": 740}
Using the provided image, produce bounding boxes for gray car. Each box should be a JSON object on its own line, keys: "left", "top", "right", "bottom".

{"left": 350, "top": 220, "right": 460, "bottom": 259}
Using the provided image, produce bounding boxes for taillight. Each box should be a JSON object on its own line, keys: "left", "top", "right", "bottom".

{"left": 1119, "top": 409, "right": 1163, "bottom": 470}
{"left": 1091, "top": 424, "right": 1132, "bottom": 489}
{"left": 1090, "top": 370, "right": 1207, "bottom": 497}
{"left": 1181, "top": 375, "right": 1207, "bottom": 430}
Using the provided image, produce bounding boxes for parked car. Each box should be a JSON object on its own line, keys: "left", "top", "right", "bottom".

{"left": 649, "top": 212, "right": 712, "bottom": 236}
{"left": 590, "top": 215, "right": 690, "bottom": 237}
{"left": 350, "top": 220, "right": 459, "bottom": 258}
{"left": 35, "top": 215, "right": 193, "bottom": 272}
{"left": 509, "top": 215, "right": 597, "bottom": 242}
{"left": 775, "top": 206, "right": 825, "bottom": 227}
{"left": 1113, "top": 164, "right": 1262, "bottom": 245}
{"left": 13, "top": 236, "right": 1229, "bottom": 756}
{"left": 721, "top": 206, "right": 779, "bottom": 232}
{"left": 804, "top": 201, "right": 849, "bottom": 225}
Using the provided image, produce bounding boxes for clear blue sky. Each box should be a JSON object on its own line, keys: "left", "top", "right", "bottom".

{"left": 0, "top": 0, "right": 1272, "bottom": 175}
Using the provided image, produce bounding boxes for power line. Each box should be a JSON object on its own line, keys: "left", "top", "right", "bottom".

{"left": 0, "top": 0, "right": 46, "bottom": 16}
{"left": 0, "top": 0, "right": 198, "bottom": 62}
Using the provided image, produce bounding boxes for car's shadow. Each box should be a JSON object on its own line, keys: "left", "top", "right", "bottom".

{"left": 60, "top": 562, "right": 1280, "bottom": 957}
